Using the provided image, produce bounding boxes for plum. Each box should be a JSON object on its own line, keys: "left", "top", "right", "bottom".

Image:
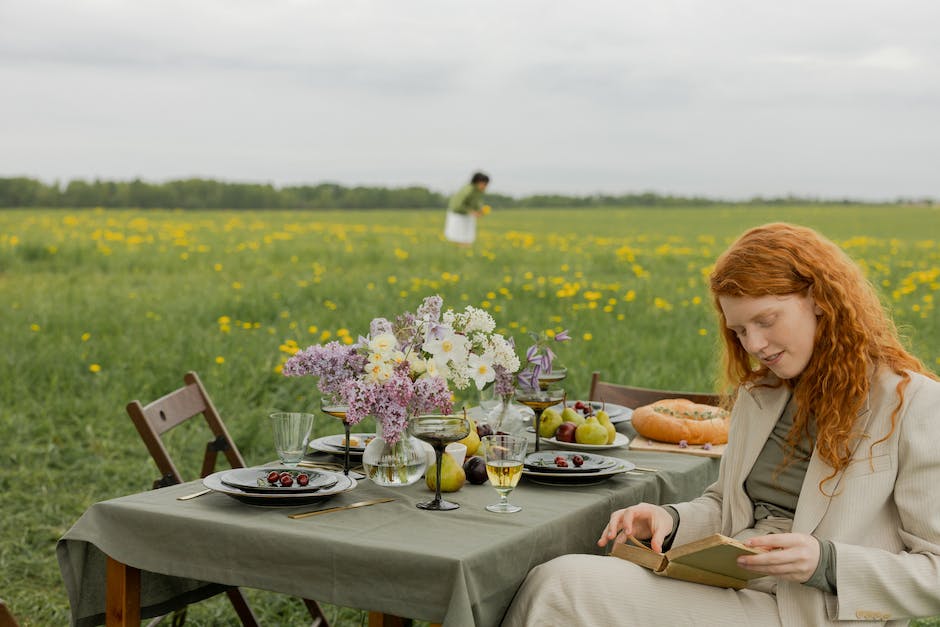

{"left": 463, "top": 456, "right": 488, "bottom": 484}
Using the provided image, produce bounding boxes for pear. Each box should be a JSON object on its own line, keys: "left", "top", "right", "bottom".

{"left": 426, "top": 451, "right": 466, "bottom": 492}
{"left": 595, "top": 409, "right": 617, "bottom": 444}
{"left": 561, "top": 406, "right": 585, "bottom": 426}
{"left": 538, "top": 407, "right": 564, "bottom": 438}
{"left": 575, "top": 416, "right": 609, "bottom": 445}
{"left": 457, "top": 418, "right": 481, "bottom": 456}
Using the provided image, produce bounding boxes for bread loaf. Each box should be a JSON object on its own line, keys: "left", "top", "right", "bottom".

{"left": 631, "top": 398, "right": 729, "bottom": 445}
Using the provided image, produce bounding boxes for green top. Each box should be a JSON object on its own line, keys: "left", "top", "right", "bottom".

{"left": 745, "top": 394, "right": 835, "bottom": 592}
{"left": 447, "top": 184, "right": 484, "bottom": 215}
{"left": 666, "top": 393, "right": 837, "bottom": 593}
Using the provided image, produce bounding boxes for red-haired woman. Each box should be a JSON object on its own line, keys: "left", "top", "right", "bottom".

{"left": 503, "top": 223, "right": 940, "bottom": 626}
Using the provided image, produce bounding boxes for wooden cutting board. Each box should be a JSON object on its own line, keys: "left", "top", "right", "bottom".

{"left": 628, "top": 435, "right": 725, "bottom": 458}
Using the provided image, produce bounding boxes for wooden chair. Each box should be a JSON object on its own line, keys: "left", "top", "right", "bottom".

{"left": 0, "top": 599, "right": 20, "bottom": 627}
{"left": 126, "top": 371, "right": 329, "bottom": 627}
{"left": 588, "top": 371, "right": 720, "bottom": 408}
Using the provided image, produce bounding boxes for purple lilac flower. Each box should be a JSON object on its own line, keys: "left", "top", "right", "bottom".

{"left": 283, "top": 342, "right": 367, "bottom": 398}
{"left": 393, "top": 312, "right": 417, "bottom": 351}
{"left": 416, "top": 295, "right": 443, "bottom": 323}
{"left": 414, "top": 376, "right": 453, "bottom": 415}
{"left": 493, "top": 365, "right": 515, "bottom": 397}
{"left": 370, "top": 317, "right": 393, "bottom": 337}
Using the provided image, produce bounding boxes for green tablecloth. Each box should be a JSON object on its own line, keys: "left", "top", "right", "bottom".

{"left": 57, "top": 436, "right": 718, "bottom": 627}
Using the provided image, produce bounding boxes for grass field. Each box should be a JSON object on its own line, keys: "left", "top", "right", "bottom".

{"left": 1, "top": 205, "right": 938, "bottom": 625}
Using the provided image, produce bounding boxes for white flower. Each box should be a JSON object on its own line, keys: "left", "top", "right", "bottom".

{"left": 365, "top": 360, "right": 394, "bottom": 383}
{"left": 467, "top": 354, "right": 496, "bottom": 390}
{"left": 368, "top": 332, "right": 398, "bottom": 356}
{"left": 423, "top": 331, "right": 470, "bottom": 364}
{"left": 425, "top": 357, "right": 450, "bottom": 380}
{"left": 407, "top": 352, "right": 427, "bottom": 374}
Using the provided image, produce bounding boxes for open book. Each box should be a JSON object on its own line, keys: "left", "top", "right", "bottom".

{"left": 609, "top": 533, "right": 767, "bottom": 590}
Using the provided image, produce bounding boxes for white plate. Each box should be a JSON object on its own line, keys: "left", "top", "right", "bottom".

{"left": 539, "top": 432, "right": 630, "bottom": 450}
{"left": 203, "top": 469, "right": 356, "bottom": 506}
{"left": 549, "top": 401, "right": 633, "bottom": 424}
{"left": 522, "top": 457, "right": 635, "bottom": 485}
{"left": 308, "top": 433, "right": 376, "bottom": 457}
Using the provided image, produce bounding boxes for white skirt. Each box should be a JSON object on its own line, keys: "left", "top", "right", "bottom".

{"left": 444, "top": 211, "right": 477, "bottom": 244}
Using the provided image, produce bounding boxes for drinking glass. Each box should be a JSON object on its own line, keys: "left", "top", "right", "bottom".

{"left": 515, "top": 385, "right": 565, "bottom": 452}
{"left": 270, "top": 412, "right": 314, "bottom": 466}
{"left": 481, "top": 434, "right": 527, "bottom": 513}
{"left": 409, "top": 414, "right": 471, "bottom": 511}
{"left": 320, "top": 398, "right": 353, "bottom": 475}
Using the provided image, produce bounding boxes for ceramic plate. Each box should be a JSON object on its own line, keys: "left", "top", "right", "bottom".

{"left": 308, "top": 433, "right": 376, "bottom": 457}
{"left": 522, "top": 459, "right": 635, "bottom": 486}
{"left": 220, "top": 467, "right": 338, "bottom": 493}
{"left": 524, "top": 450, "right": 619, "bottom": 473}
{"left": 548, "top": 401, "right": 633, "bottom": 423}
{"left": 204, "top": 469, "right": 356, "bottom": 506}
{"left": 539, "top": 432, "right": 630, "bottom": 450}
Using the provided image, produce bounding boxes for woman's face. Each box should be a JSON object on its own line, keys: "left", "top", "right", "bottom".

{"left": 719, "top": 292, "right": 821, "bottom": 380}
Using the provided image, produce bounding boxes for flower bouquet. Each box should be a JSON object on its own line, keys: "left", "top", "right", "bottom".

{"left": 283, "top": 295, "right": 519, "bottom": 485}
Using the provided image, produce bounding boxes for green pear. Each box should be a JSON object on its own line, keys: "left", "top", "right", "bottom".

{"left": 457, "top": 418, "right": 481, "bottom": 456}
{"left": 575, "top": 416, "right": 609, "bottom": 445}
{"left": 596, "top": 409, "right": 617, "bottom": 444}
{"left": 426, "top": 452, "right": 466, "bottom": 492}
{"left": 561, "top": 406, "right": 585, "bottom": 426}
{"left": 538, "top": 408, "right": 564, "bottom": 438}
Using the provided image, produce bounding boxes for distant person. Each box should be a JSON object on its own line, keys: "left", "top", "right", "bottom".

{"left": 444, "top": 172, "right": 490, "bottom": 246}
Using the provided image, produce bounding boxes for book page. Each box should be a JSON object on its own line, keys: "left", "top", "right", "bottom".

{"left": 667, "top": 534, "right": 765, "bottom": 581}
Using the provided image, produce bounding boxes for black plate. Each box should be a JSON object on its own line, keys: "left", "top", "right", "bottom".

{"left": 204, "top": 470, "right": 355, "bottom": 506}
{"left": 220, "top": 467, "right": 338, "bottom": 493}
{"left": 523, "top": 451, "right": 619, "bottom": 474}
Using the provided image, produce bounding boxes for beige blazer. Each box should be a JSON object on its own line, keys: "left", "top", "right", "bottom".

{"left": 671, "top": 368, "right": 940, "bottom": 626}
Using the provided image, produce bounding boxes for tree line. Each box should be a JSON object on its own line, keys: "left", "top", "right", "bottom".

{"left": 0, "top": 176, "right": 922, "bottom": 210}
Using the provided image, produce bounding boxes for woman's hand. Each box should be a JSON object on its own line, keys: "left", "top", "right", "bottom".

{"left": 737, "top": 533, "right": 821, "bottom": 582}
{"left": 597, "top": 503, "right": 674, "bottom": 552}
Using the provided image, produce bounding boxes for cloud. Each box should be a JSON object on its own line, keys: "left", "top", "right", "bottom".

{"left": 1, "top": 0, "right": 940, "bottom": 199}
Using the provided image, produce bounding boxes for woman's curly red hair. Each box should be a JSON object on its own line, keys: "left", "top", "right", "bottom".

{"left": 710, "top": 222, "right": 935, "bottom": 478}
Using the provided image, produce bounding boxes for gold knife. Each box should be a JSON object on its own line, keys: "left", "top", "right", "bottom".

{"left": 288, "top": 497, "right": 395, "bottom": 519}
{"left": 177, "top": 488, "right": 213, "bottom": 501}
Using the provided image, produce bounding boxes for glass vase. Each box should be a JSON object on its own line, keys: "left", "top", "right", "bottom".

{"left": 361, "top": 434, "right": 428, "bottom": 487}
{"left": 487, "top": 393, "right": 531, "bottom": 437}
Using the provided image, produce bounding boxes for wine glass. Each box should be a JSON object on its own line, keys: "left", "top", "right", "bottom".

{"left": 320, "top": 398, "right": 352, "bottom": 476}
{"left": 515, "top": 385, "right": 565, "bottom": 452}
{"left": 481, "top": 434, "right": 527, "bottom": 513}
{"left": 409, "top": 414, "right": 471, "bottom": 511}
{"left": 538, "top": 366, "right": 567, "bottom": 390}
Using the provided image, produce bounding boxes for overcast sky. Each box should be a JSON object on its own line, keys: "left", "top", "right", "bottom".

{"left": 2, "top": 0, "right": 938, "bottom": 200}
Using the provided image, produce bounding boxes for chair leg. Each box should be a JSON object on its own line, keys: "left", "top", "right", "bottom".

{"left": 224, "top": 588, "right": 260, "bottom": 627}
{"left": 303, "top": 598, "right": 330, "bottom": 627}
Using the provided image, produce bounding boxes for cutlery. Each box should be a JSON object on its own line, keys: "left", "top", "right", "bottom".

{"left": 177, "top": 488, "right": 213, "bottom": 501}
{"left": 288, "top": 497, "right": 395, "bottom": 519}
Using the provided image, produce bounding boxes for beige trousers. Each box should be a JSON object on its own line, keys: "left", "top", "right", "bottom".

{"left": 501, "top": 554, "right": 782, "bottom": 626}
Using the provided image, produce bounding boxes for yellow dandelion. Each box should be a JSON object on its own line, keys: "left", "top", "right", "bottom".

{"left": 30, "top": 323, "right": 40, "bottom": 332}
{"left": 81, "top": 333, "right": 91, "bottom": 341}
{"left": 214, "top": 263, "right": 223, "bottom": 271}
{"left": 698, "top": 328, "right": 708, "bottom": 336}
{"left": 388, "top": 276, "right": 398, "bottom": 284}
{"left": 582, "top": 332, "right": 593, "bottom": 341}
{"left": 231, "top": 281, "right": 242, "bottom": 290}
{"left": 308, "top": 325, "right": 319, "bottom": 334}
{"left": 89, "top": 364, "right": 101, "bottom": 373}
{"left": 215, "top": 356, "right": 225, "bottom": 364}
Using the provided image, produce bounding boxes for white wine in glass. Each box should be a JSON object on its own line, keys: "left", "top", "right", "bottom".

{"left": 481, "top": 434, "right": 527, "bottom": 513}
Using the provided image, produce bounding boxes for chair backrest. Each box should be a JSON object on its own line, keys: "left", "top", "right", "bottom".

{"left": 588, "top": 371, "right": 720, "bottom": 408}
{"left": 0, "top": 599, "right": 20, "bottom": 627}
{"left": 126, "top": 371, "right": 246, "bottom": 489}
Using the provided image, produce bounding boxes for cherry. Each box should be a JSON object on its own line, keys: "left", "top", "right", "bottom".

{"left": 279, "top": 474, "right": 294, "bottom": 487}
{"left": 571, "top": 455, "right": 584, "bottom": 467}
{"left": 267, "top": 470, "right": 280, "bottom": 485}
{"left": 296, "top": 473, "right": 310, "bottom": 486}
{"left": 555, "top": 459, "right": 569, "bottom": 468}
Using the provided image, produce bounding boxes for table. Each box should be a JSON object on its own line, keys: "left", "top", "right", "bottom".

{"left": 57, "top": 430, "right": 719, "bottom": 627}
